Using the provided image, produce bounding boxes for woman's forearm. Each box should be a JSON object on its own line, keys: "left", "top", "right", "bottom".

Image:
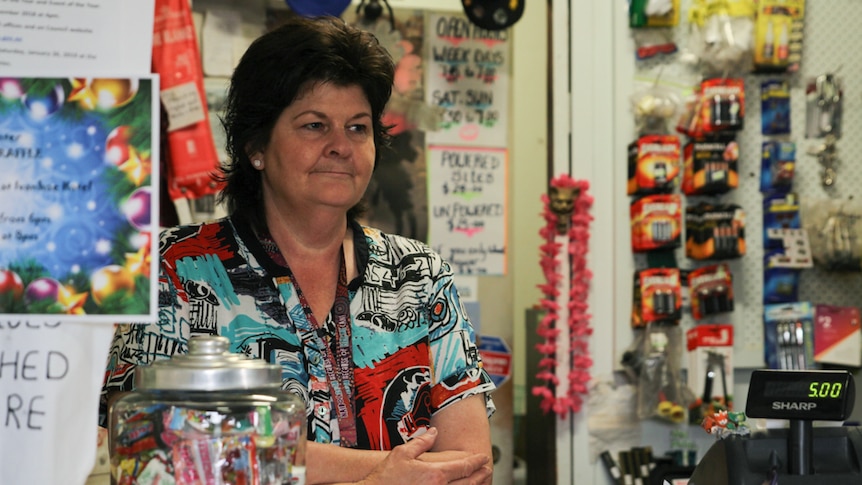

{"left": 308, "top": 428, "right": 491, "bottom": 485}
{"left": 306, "top": 441, "right": 387, "bottom": 485}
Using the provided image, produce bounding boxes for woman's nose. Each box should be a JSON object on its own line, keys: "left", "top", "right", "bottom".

{"left": 326, "top": 129, "right": 353, "bottom": 157}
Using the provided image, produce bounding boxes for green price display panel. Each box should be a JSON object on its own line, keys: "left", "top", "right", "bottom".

{"left": 746, "top": 369, "right": 856, "bottom": 421}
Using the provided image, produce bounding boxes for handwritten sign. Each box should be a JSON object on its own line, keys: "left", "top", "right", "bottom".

{"left": 425, "top": 12, "right": 510, "bottom": 148}
{"left": 0, "top": 77, "right": 159, "bottom": 322}
{"left": 428, "top": 145, "right": 507, "bottom": 275}
{"left": 0, "top": 322, "right": 116, "bottom": 484}
{"left": 0, "top": 0, "right": 154, "bottom": 75}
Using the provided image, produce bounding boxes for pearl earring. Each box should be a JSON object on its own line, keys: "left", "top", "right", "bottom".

{"left": 252, "top": 159, "right": 262, "bottom": 168}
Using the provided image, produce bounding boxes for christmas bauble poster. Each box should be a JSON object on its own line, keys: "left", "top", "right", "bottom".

{"left": 0, "top": 77, "right": 157, "bottom": 319}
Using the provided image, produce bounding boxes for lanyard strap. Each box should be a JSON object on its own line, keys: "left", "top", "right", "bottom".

{"left": 296, "top": 250, "right": 357, "bottom": 448}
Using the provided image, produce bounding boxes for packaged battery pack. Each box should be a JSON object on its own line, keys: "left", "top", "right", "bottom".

{"left": 685, "top": 203, "right": 746, "bottom": 260}
{"left": 688, "top": 263, "right": 734, "bottom": 321}
{"left": 682, "top": 138, "right": 739, "bottom": 195}
{"left": 631, "top": 194, "right": 682, "bottom": 252}
{"left": 760, "top": 140, "right": 795, "bottom": 193}
{"left": 634, "top": 267, "right": 683, "bottom": 325}
{"left": 628, "top": 134, "right": 681, "bottom": 195}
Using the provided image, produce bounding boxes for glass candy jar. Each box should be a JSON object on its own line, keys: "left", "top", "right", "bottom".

{"left": 109, "top": 335, "right": 306, "bottom": 485}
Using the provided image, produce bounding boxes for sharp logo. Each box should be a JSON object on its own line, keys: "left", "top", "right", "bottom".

{"left": 772, "top": 401, "right": 817, "bottom": 411}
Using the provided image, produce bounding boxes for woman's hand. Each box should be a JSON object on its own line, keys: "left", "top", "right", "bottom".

{"left": 357, "top": 428, "right": 492, "bottom": 485}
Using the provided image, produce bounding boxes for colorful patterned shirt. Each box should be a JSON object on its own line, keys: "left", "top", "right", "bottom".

{"left": 101, "top": 216, "right": 495, "bottom": 449}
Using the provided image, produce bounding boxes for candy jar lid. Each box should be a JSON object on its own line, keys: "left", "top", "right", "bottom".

{"left": 134, "top": 335, "right": 282, "bottom": 391}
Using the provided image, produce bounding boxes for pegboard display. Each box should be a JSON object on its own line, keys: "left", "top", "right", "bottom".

{"left": 627, "top": 0, "right": 862, "bottom": 368}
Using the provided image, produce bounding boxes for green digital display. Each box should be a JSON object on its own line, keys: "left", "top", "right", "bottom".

{"left": 808, "top": 381, "right": 845, "bottom": 399}
{"left": 746, "top": 370, "right": 856, "bottom": 421}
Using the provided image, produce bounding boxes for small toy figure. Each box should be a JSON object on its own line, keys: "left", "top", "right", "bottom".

{"left": 701, "top": 410, "right": 750, "bottom": 438}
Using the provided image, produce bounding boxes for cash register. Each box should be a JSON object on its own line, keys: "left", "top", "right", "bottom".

{"left": 688, "top": 369, "right": 861, "bottom": 484}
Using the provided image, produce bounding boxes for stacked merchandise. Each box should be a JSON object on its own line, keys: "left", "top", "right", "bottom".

{"left": 625, "top": 0, "right": 862, "bottom": 430}
{"left": 622, "top": 0, "right": 862, "bottom": 434}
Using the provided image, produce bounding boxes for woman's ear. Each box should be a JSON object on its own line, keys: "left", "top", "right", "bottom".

{"left": 245, "top": 141, "right": 263, "bottom": 161}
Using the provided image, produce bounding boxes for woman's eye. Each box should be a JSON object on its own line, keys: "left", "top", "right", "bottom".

{"left": 305, "top": 122, "right": 324, "bottom": 130}
{"left": 349, "top": 124, "right": 370, "bottom": 134}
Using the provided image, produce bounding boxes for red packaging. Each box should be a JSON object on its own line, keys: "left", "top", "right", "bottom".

{"left": 152, "top": 0, "right": 223, "bottom": 200}
{"left": 630, "top": 194, "right": 682, "bottom": 252}
{"left": 627, "top": 134, "right": 681, "bottom": 195}
{"left": 814, "top": 304, "right": 862, "bottom": 367}
{"left": 638, "top": 268, "right": 682, "bottom": 323}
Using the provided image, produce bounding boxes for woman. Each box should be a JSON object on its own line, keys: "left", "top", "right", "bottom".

{"left": 102, "top": 15, "right": 495, "bottom": 485}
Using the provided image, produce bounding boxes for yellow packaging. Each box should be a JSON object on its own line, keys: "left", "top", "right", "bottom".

{"left": 754, "top": 0, "right": 806, "bottom": 72}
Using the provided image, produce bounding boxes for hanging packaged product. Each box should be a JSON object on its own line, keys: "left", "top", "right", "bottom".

{"left": 687, "top": 263, "right": 734, "bottom": 321}
{"left": 685, "top": 0, "right": 756, "bottom": 76}
{"left": 760, "top": 140, "right": 795, "bottom": 193}
{"left": 805, "top": 73, "right": 842, "bottom": 139}
{"left": 677, "top": 79, "right": 745, "bottom": 138}
{"left": 763, "top": 301, "right": 814, "bottom": 370}
{"left": 636, "top": 323, "right": 689, "bottom": 424}
{"left": 763, "top": 252, "right": 800, "bottom": 304}
{"left": 702, "top": 79, "right": 745, "bottom": 132}
{"left": 629, "top": 0, "right": 680, "bottom": 60}
{"left": 762, "top": 192, "right": 799, "bottom": 249}
{"left": 762, "top": 224, "right": 805, "bottom": 303}
{"left": 753, "top": 0, "right": 805, "bottom": 73}
{"left": 630, "top": 81, "right": 683, "bottom": 135}
{"left": 686, "top": 324, "right": 734, "bottom": 425}
{"left": 802, "top": 197, "right": 862, "bottom": 271}
{"left": 760, "top": 79, "right": 791, "bottom": 135}
{"left": 764, "top": 227, "right": 812, "bottom": 269}
{"left": 813, "top": 304, "right": 862, "bottom": 367}
{"left": 628, "top": 134, "right": 681, "bottom": 195}
{"left": 629, "top": 0, "right": 680, "bottom": 27}
{"left": 681, "top": 138, "right": 739, "bottom": 195}
{"left": 631, "top": 194, "right": 682, "bottom": 252}
{"left": 633, "top": 267, "right": 683, "bottom": 326}
{"left": 152, "top": 0, "right": 223, "bottom": 201}
{"left": 685, "top": 202, "right": 746, "bottom": 260}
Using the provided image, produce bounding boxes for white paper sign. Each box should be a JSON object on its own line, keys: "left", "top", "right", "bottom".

{"left": 0, "top": 0, "right": 155, "bottom": 76}
{"left": 425, "top": 12, "right": 510, "bottom": 147}
{"left": 428, "top": 145, "right": 507, "bottom": 275}
{"left": 0, "top": 75, "right": 159, "bottom": 484}
{"left": 0, "top": 321, "right": 115, "bottom": 485}
{"left": 161, "top": 81, "right": 207, "bottom": 131}
{"left": 201, "top": 7, "right": 241, "bottom": 77}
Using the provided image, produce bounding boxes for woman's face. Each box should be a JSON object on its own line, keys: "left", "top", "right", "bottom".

{"left": 252, "top": 82, "right": 375, "bottom": 218}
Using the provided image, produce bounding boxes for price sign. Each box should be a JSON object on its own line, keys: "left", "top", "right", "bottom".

{"left": 425, "top": 12, "right": 510, "bottom": 147}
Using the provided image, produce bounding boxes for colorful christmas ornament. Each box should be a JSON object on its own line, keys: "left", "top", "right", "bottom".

{"left": 0, "top": 269, "right": 25, "bottom": 298}
{"left": 122, "top": 187, "right": 152, "bottom": 230}
{"left": 0, "top": 78, "right": 24, "bottom": 99}
{"left": 24, "top": 277, "right": 61, "bottom": 305}
{"left": 0, "top": 269, "right": 25, "bottom": 310}
{"left": 105, "top": 125, "right": 134, "bottom": 166}
{"left": 23, "top": 83, "right": 65, "bottom": 120}
{"left": 90, "top": 265, "right": 135, "bottom": 305}
{"left": 69, "top": 78, "right": 139, "bottom": 111}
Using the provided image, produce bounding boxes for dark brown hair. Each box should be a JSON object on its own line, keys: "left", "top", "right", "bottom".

{"left": 217, "top": 15, "right": 395, "bottom": 229}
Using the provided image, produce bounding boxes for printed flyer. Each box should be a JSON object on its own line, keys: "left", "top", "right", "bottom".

{"left": 0, "top": 76, "right": 159, "bottom": 323}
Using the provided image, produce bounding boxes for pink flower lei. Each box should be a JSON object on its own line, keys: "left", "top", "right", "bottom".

{"left": 533, "top": 174, "right": 594, "bottom": 418}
